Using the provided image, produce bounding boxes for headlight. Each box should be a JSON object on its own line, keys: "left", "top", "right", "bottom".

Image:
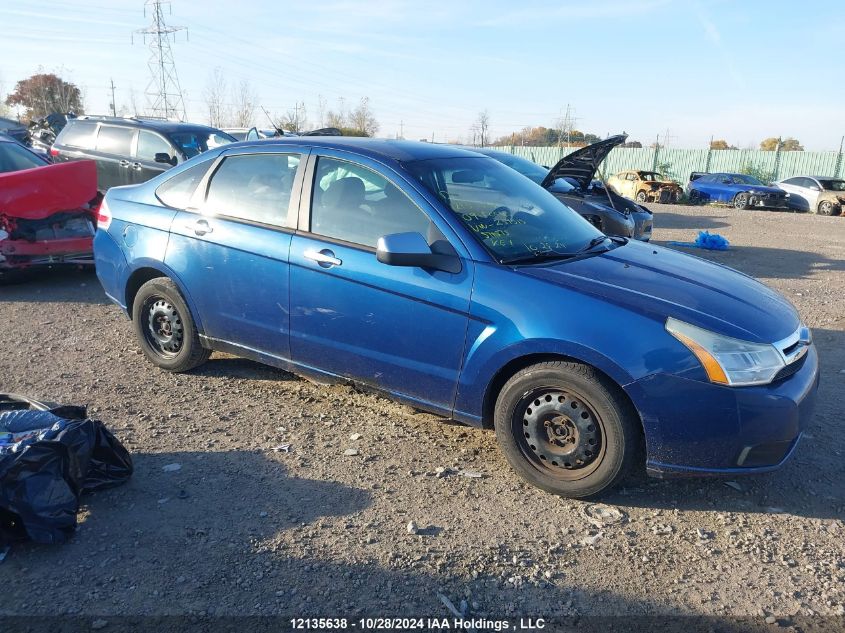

{"left": 665, "top": 317, "right": 785, "bottom": 386}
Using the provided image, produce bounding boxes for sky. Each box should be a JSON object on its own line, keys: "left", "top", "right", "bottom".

{"left": 1, "top": 0, "right": 844, "bottom": 150}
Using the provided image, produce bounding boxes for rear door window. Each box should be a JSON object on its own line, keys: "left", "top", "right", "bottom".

{"left": 137, "top": 131, "right": 174, "bottom": 162}
{"left": 95, "top": 125, "right": 135, "bottom": 156}
{"left": 59, "top": 121, "right": 98, "bottom": 149}
{"left": 203, "top": 153, "right": 301, "bottom": 227}
{"left": 155, "top": 160, "right": 214, "bottom": 209}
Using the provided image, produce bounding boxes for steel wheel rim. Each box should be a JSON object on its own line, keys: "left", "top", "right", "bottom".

{"left": 512, "top": 388, "right": 606, "bottom": 481}
{"left": 820, "top": 201, "right": 832, "bottom": 214}
{"left": 141, "top": 296, "right": 184, "bottom": 358}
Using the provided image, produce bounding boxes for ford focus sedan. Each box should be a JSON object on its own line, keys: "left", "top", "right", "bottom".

{"left": 93, "top": 138, "right": 819, "bottom": 498}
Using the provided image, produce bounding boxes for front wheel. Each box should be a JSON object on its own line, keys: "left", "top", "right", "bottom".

{"left": 635, "top": 191, "right": 648, "bottom": 203}
{"left": 817, "top": 200, "right": 838, "bottom": 216}
{"left": 493, "top": 361, "right": 639, "bottom": 498}
{"left": 733, "top": 193, "right": 750, "bottom": 210}
{"left": 132, "top": 277, "right": 210, "bottom": 372}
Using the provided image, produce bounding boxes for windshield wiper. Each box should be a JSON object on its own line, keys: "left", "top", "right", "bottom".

{"left": 578, "top": 235, "right": 610, "bottom": 252}
{"left": 500, "top": 252, "right": 574, "bottom": 266}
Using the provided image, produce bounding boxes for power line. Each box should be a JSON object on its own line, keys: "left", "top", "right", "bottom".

{"left": 133, "top": 0, "right": 186, "bottom": 120}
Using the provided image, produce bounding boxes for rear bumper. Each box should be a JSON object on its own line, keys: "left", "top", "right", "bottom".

{"left": 0, "top": 236, "right": 93, "bottom": 268}
{"left": 627, "top": 345, "right": 820, "bottom": 477}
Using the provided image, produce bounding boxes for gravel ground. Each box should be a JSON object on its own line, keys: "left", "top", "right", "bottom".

{"left": 0, "top": 204, "right": 843, "bottom": 628}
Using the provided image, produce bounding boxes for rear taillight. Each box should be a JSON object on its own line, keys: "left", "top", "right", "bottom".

{"left": 49, "top": 148, "right": 59, "bottom": 157}
{"left": 97, "top": 198, "right": 112, "bottom": 230}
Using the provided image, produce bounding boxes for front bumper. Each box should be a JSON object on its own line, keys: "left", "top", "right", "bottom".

{"left": 626, "top": 345, "right": 819, "bottom": 477}
{"left": 749, "top": 194, "right": 789, "bottom": 209}
{"left": 632, "top": 211, "right": 653, "bottom": 241}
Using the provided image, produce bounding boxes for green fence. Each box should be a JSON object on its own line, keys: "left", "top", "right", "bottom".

{"left": 497, "top": 145, "right": 844, "bottom": 183}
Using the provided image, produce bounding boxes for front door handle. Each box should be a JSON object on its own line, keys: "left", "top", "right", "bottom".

{"left": 304, "top": 248, "right": 341, "bottom": 268}
{"left": 186, "top": 219, "right": 213, "bottom": 236}
{"left": 119, "top": 159, "right": 130, "bottom": 168}
{"left": 131, "top": 162, "right": 142, "bottom": 171}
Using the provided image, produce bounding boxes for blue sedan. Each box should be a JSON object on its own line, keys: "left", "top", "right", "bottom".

{"left": 688, "top": 172, "right": 789, "bottom": 209}
{"left": 93, "top": 138, "right": 818, "bottom": 497}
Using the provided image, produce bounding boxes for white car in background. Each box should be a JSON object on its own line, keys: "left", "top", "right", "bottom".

{"left": 776, "top": 176, "right": 845, "bottom": 216}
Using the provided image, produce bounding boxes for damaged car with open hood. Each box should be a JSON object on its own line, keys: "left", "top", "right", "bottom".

{"left": 0, "top": 135, "right": 100, "bottom": 281}
{"left": 473, "top": 135, "right": 653, "bottom": 241}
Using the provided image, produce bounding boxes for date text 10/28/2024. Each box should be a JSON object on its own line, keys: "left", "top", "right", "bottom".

{"left": 290, "top": 617, "right": 547, "bottom": 630}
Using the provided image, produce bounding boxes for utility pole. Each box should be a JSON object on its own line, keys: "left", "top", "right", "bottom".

{"left": 134, "top": 0, "right": 187, "bottom": 120}
{"left": 109, "top": 79, "right": 117, "bottom": 116}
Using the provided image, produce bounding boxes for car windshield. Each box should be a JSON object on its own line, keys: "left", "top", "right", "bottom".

{"left": 728, "top": 174, "right": 764, "bottom": 185}
{"left": 0, "top": 141, "right": 47, "bottom": 173}
{"left": 485, "top": 152, "right": 548, "bottom": 185}
{"left": 169, "top": 131, "right": 234, "bottom": 158}
{"left": 405, "top": 156, "right": 604, "bottom": 263}
{"left": 818, "top": 179, "right": 845, "bottom": 191}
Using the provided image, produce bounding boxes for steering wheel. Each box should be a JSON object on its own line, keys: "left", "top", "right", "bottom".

{"left": 490, "top": 205, "right": 512, "bottom": 222}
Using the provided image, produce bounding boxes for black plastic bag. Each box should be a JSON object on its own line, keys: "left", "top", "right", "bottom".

{"left": 0, "top": 395, "right": 132, "bottom": 546}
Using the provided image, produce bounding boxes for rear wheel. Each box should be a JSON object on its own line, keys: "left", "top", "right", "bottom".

{"left": 635, "top": 191, "right": 648, "bottom": 203}
{"left": 493, "top": 361, "right": 639, "bottom": 498}
{"left": 132, "top": 277, "right": 210, "bottom": 372}
{"left": 688, "top": 189, "right": 700, "bottom": 204}
{"left": 733, "top": 193, "right": 750, "bottom": 210}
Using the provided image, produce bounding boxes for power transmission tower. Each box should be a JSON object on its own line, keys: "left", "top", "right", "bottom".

{"left": 134, "top": 0, "right": 187, "bottom": 120}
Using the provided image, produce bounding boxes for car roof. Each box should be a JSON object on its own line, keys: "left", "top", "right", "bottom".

{"left": 73, "top": 116, "right": 225, "bottom": 135}
{"left": 224, "top": 136, "right": 483, "bottom": 163}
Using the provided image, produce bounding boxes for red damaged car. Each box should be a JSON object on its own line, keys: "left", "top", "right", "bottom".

{"left": 0, "top": 135, "right": 100, "bottom": 281}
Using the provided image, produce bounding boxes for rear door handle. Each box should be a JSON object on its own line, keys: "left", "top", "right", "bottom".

{"left": 119, "top": 160, "right": 130, "bottom": 168}
{"left": 186, "top": 219, "right": 213, "bottom": 236}
{"left": 304, "top": 248, "right": 341, "bottom": 267}
{"left": 131, "top": 162, "right": 142, "bottom": 171}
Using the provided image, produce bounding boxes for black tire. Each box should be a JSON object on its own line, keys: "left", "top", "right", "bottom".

{"left": 635, "top": 191, "right": 648, "bottom": 203}
{"left": 493, "top": 361, "right": 639, "bottom": 498}
{"left": 733, "top": 192, "right": 750, "bottom": 210}
{"left": 132, "top": 277, "right": 210, "bottom": 372}
{"left": 817, "top": 200, "right": 838, "bottom": 216}
{"left": 688, "top": 189, "right": 700, "bottom": 204}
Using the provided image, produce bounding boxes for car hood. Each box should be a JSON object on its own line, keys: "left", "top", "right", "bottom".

{"left": 540, "top": 134, "right": 627, "bottom": 191}
{"left": 0, "top": 160, "right": 98, "bottom": 220}
{"left": 517, "top": 240, "right": 799, "bottom": 343}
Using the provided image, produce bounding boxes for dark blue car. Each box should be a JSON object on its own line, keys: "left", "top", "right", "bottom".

{"left": 688, "top": 172, "right": 789, "bottom": 209}
{"left": 93, "top": 138, "right": 818, "bottom": 497}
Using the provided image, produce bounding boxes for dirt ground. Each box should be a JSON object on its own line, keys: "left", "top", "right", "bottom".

{"left": 1, "top": 204, "right": 843, "bottom": 629}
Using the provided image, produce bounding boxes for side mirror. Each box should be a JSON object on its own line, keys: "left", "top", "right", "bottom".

{"left": 155, "top": 152, "right": 176, "bottom": 166}
{"left": 376, "top": 232, "right": 461, "bottom": 274}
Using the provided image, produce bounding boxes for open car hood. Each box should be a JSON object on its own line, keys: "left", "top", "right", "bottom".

{"left": 540, "top": 134, "right": 627, "bottom": 191}
{"left": 0, "top": 160, "right": 97, "bottom": 220}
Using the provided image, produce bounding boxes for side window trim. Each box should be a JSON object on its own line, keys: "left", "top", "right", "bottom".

{"left": 186, "top": 148, "right": 308, "bottom": 231}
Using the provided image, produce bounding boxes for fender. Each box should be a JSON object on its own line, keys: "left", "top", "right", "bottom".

{"left": 124, "top": 257, "right": 207, "bottom": 335}
{"left": 453, "top": 337, "right": 639, "bottom": 426}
